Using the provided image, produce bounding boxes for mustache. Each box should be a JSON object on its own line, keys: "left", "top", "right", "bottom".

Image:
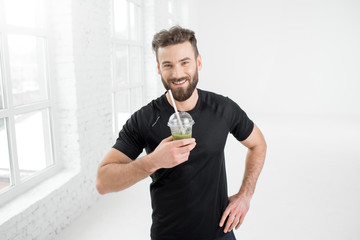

{"left": 168, "top": 76, "right": 190, "bottom": 83}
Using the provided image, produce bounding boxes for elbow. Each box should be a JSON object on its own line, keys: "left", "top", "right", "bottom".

{"left": 252, "top": 139, "right": 267, "bottom": 150}
{"left": 251, "top": 139, "right": 267, "bottom": 156}
{"left": 96, "top": 178, "right": 106, "bottom": 195}
{"left": 263, "top": 140, "right": 267, "bottom": 153}
{"left": 96, "top": 173, "right": 126, "bottom": 194}
{"left": 96, "top": 174, "right": 110, "bottom": 195}
{"left": 260, "top": 140, "right": 267, "bottom": 156}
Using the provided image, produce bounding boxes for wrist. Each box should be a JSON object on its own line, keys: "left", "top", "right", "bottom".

{"left": 139, "top": 153, "right": 158, "bottom": 174}
{"left": 237, "top": 188, "right": 253, "bottom": 200}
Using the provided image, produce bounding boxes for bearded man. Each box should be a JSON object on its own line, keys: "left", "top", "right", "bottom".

{"left": 96, "top": 26, "right": 267, "bottom": 240}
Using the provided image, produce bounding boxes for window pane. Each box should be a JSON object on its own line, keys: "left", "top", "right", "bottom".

{"left": 0, "top": 118, "right": 11, "bottom": 191}
{"left": 0, "top": 51, "right": 4, "bottom": 109}
{"left": 114, "top": 90, "right": 130, "bottom": 130}
{"left": 8, "top": 35, "right": 48, "bottom": 106}
{"left": 114, "top": 0, "right": 128, "bottom": 39}
{"left": 168, "top": 0, "right": 174, "bottom": 14}
{"left": 113, "top": 45, "right": 129, "bottom": 88}
{"left": 15, "top": 110, "right": 53, "bottom": 180}
{"left": 129, "top": 46, "right": 142, "bottom": 84}
{"left": 131, "top": 0, "right": 142, "bottom": 5}
{"left": 129, "top": 2, "right": 142, "bottom": 41}
{"left": 130, "top": 87, "right": 143, "bottom": 113}
{"left": 4, "top": 0, "right": 45, "bottom": 28}
{"left": 112, "top": 93, "right": 115, "bottom": 133}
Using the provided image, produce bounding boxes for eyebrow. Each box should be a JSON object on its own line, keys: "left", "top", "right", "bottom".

{"left": 161, "top": 57, "right": 192, "bottom": 66}
{"left": 179, "top": 57, "right": 191, "bottom": 62}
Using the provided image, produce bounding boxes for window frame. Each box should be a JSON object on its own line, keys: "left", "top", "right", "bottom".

{"left": 0, "top": 0, "right": 59, "bottom": 205}
{"left": 111, "top": 0, "right": 145, "bottom": 140}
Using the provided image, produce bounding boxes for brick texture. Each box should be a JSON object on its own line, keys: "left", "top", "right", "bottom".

{"left": 0, "top": 0, "right": 113, "bottom": 239}
{"left": 0, "top": 1, "right": 189, "bottom": 239}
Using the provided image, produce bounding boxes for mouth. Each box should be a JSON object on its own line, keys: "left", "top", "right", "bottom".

{"left": 172, "top": 79, "right": 187, "bottom": 86}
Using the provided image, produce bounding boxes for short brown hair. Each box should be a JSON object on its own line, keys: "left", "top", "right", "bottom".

{"left": 152, "top": 25, "right": 199, "bottom": 62}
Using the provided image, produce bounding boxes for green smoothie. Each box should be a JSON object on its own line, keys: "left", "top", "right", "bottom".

{"left": 168, "top": 112, "right": 194, "bottom": 140}
{"left": 172, "top": 132, "right": 192, "bottom": 140}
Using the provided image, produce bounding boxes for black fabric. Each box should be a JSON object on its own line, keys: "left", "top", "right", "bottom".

{"left": 113, "top": 89, "right": 254, "bottom": 240}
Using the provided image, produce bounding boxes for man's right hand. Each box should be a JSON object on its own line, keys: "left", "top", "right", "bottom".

{"left": 148, "top": 136, "right": 196, "bottom": 171}
{"left": 96, "top": 136, "right": 196, "bottom": 194}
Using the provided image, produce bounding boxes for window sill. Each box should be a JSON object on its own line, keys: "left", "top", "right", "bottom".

{"left": 0, "top": 168, "right": 79, "bottom": 225}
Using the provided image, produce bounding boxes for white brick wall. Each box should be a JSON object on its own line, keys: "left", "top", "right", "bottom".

{"left": 0, "top": 1, "right": 190, "bottom": 239}
{"left": 143, "top": 0, "right": 158, "bottom": 103}
{"left": 0, "top": 0, "right": 113, "bottom": 239}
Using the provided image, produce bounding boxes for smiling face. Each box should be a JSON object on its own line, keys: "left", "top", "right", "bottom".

{"left": 157, "top": 41, "right": 202, "bottom": 102}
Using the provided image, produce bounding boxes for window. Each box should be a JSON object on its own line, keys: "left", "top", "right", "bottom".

{"left": 111, "top": 0, "right": 145, "bottom": 138}
{"left": 0, "top": 0, "right": 57, "bottom": 203}
{"left": 167, "top": 0, "right": 176, "bottom": 26}
{"left": 165, "top": 0, "right": 185, "bottom": 27}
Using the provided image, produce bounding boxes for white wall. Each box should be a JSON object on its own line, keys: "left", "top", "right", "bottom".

{"left": 0, "top": 0, "right": 113, "bottom": 239}
{"left": 190, "top": 0, "right": 360, "bottom": 116}
{"left": 186, "top": 1, "right": 360, "bottom": 240}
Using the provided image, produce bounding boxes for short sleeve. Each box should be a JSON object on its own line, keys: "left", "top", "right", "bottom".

{"left": 112, "top": 112, "right": 145, "bottom": 160}
{"left": 226, "top": 97, "right": 254, "bottom": 141}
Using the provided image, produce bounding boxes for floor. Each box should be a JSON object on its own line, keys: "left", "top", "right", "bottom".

{"left": 55, "top": 178, "right": 153, "bottom": 240}
{"left": 55, "top": 114, "right": 360, "bottom": 240}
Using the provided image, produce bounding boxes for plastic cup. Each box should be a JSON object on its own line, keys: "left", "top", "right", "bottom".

{"left": 167, "top": 112, "right": 195, "bottom": 140}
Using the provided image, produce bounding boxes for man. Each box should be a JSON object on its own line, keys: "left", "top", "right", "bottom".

{"left": 96, "top": 26, "right": 267, "bottom": 240}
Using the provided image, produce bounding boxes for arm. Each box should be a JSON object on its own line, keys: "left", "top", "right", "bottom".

{"left": 219, "top": 124, "right": 267, "bottom": 233}
{"left": 96, "top": 136, "right": 196, "bottom": 194}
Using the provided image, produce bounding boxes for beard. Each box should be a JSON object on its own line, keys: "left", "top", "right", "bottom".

{"left": 161, "top": 69, "right": 199, "bottom": 102}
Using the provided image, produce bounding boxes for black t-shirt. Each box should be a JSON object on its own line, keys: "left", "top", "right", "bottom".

{"left": 113, "top": 89, "right": 254, "bottom": 240}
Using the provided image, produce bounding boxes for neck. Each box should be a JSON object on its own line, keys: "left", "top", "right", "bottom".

{"left": 166, "top": 88, "right": 199, "bottom": 112}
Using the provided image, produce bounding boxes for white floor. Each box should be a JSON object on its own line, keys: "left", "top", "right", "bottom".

{"left": 55, "top": 178, "right": 153, "bottom": 240}
{"left": 55, "top": 114, "right": 360, "bottom": 240}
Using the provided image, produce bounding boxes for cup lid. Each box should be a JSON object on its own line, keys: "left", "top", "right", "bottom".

{"left": 167, "top": 112, "right": 195, "bottom": 127}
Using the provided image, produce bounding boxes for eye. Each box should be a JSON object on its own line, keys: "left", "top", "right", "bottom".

{"left": 181, "top": 61, "right": 189, "bottom": 65}
{"left": 163, "top": 64, "right": 172, "bottom": 68}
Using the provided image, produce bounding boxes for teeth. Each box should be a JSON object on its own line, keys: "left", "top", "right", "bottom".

{"left": 174, "top": 80, "right": 186, "bottom": 85}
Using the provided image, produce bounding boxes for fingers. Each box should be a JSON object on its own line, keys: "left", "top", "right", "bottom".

{"left": 177, "top": 142, "right": 196, "bottom": 161}
{"left": 179, "top": 141, "right": 196, "bottom": 153}
{"left": 220, "top": 208, "right": 246, "bottom": 233}
{"left": 220, "top": 195, "right": 251, "bottom": 233}
{"left": 219, "top": 209, "right": 230, "bottom": 228}
{"left": 235, "top": 215, "right": 244, "bottom": 230}
{"left": 161, "top": 135, "right": 174, "bottom": 143}
{"left": 169, "top": 137, "right": 196, "bottom": 156}
{"left": 172, "top": 137, "right": 196, "bottom": 147}
{"left": 224, "top": 214, "right": 234, "bottom": 233}
{"left": 227, "top": 214, "right": 238, "bottom": 232}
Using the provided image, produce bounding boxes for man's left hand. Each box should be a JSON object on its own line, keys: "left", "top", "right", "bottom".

{"left": 219, "top": 193, "right": 251, "bottom": 233}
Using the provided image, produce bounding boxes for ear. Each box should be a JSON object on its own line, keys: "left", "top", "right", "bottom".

{"left": 157, "top": 64, "right": 161, "bottom": 74}
{"left": 197, "top": 54, "right": 202, "bottom": 71}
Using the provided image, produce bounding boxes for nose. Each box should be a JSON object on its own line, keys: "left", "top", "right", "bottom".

{"left": 170, "top": 64, "right": 184, "bottom": 79}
